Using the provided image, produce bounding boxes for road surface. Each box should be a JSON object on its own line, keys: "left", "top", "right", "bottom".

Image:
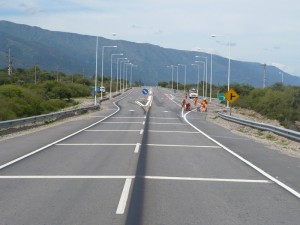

{"left": 0, "top": 87, "right": 299, "bottom": 225}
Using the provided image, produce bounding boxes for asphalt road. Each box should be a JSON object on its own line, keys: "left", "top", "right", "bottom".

{"left": 0, "top": 87, "right": 299, "bottom": 225}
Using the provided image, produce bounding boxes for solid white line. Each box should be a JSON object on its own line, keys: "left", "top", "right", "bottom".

{"left": 140, "top": 129, "right": 144, "bottom": 135}
{"left": 143, "top": 121, "right": 145, "bottom": 125}
{"left": 102, "top": 122, "right": 142, "bottom": 124}
{"left": 142, "top": 176, "right": 271, "bottom": 183}
{"left": 0, "top": 175, "right": 270, "bottom": 183}
{"left": 88, "top": 116, "right": 106, "bottom": 118}
{"left": 0, "top": 143, "right": 55, "bottom": 171}
{"left": 134, "top": 143, "right": 140, "bottom": 153}
{"left": 56, "top": 143, "right": 137, "bottom": 146}
{"left": 116, "top": 178, "right": 132, "bottom": 214}
{"left": 149, "top": 122, "right": 186, "bottom": 125}
{"left": 148, "top": 130, "right": 199, "bottom": 134}
{"left": 0, "top": 176, "right": 135, "bottom": 179}
{"left": 111, "top": 117, "right": 145, "bottom": 119}
{"left": 183, "top": 111, "right": 300, "bottom": 199}
{"left": 85, "top": 130, "right": 141, "bottom": 132}
{"left": 149, "top": 117, "right": 178, "bottom": 120}
{"left": 211, "top": 135, "right": 249, "bottom": 140}
{"left": 146, "top": 144, "right": 221, "bottom": 148}
{"left": 0, "top": 96, "right": 125, "bottom": 171}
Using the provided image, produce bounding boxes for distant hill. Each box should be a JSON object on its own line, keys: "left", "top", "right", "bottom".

{"left": 1, "top": 20, "right": 300, "bottom": 87}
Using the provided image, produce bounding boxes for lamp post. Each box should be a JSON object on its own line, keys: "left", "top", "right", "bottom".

{"left": 124, "top": 62, "right": 132, "bottom": 89}
{"left": 178, "top": 64, "right": 186, "bottom": 93}
{"left": 198, "top": 49, "right": 213, "bottom": 102}
{"left": 167, "top": 65, "right": 174, "bottom": 90}
{"left": 101, "top": 45, "right": 117, "bottom": 99}
{"left": 195, "top": 56, "right": 208, "bottom": 98}
{"left": 173, "top": 66, "right": 178, "bottom": 91}
{"left": 110, "top": 53, "right": 123, "bottom": 99}
{"left": 191, "top": 63, "right": 200, "bottom": 96}
{"left": 130, "top": 64, "right": 137, "bottom": 87}
{"left": 116, "top": 58, "right": 127, "bottom": 93}
{"left": 211, "top": 34, "right": 231, "bottom": 107}
{"left": 120, "top": 59, "right": 129, "bottom": 92}
{"left": 195, "top": 61, "right": 205, "bottom": 98}
{"left": 94, "top": 36, "right": 99, "bottom": 106}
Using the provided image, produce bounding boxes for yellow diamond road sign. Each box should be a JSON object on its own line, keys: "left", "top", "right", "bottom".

{"left": 225, "top": 88, "right": 240, "bottom": 104}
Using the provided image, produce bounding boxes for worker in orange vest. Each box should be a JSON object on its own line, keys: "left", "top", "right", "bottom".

{"left": 193, "top": 97, "right": 198, "bottom": 106}
{"left": 201, "top": 98, "right": 208, "bottom": 112}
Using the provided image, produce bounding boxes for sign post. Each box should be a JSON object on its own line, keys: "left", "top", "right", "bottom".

{"left": 224, "top": 88, "right": 240, "bottom": 115}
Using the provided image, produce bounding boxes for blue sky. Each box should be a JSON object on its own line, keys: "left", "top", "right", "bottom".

{"left": 1, "top": 0, "right": 300, "bottom": 76}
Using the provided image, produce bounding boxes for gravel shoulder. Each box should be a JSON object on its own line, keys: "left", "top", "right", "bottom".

{"left": 207, "top": 105, "right": 300, "bottom": 159}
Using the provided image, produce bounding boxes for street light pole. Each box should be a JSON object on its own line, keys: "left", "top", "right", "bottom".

{"left": 120, "top": 60, "right": 129, "bottom": 92}
{"left": 110, "top": 53, "right": 123, "bottom": 99}
{"left": 116, "top": 58, "right": 127, "bottom": 93}
{"left": 167, "top": 65, "right": 174, "bottom": 90}
{"left": 130, "top": 64, "right": 137, "bottom": 87}
{"left": 94, "top": 36, "right": 99, "bottom": 106}
{"left": 195, "top": 56, "right": 208, "bottom": 98}
{"left": 101, "top": 45, "right": 117, "bottom": 99}
{"left": 211, "top": 34, "right": 231, "bottom": 107}
{"left": 210, "top": 52, "right": 213, "bottom": 102}
{"left": 124, "top": 63, "right": 131, "bottom": 89}
{"left": 195, "top": 61, "right": 205, "bottom": 98}
{"left": 118, "top": 59, "right": 128, "bottom": 92}
{"left": 197, "top": 48, "right": 214, "bottom": 102}
{"left": 178, "top": 64, "right": 186, "bottom": 93}
{"left": 173, "top": 66, "right": 178, "bottom": 91}
{"left": 191, "top": 63, "right": 200, "bottom": 96}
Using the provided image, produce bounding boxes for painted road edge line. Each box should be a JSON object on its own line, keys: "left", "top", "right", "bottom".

{"left": 0, "top": 90, "right": 134, "bottom": 171}
{"left": 143, "top": 176, "right": 271, "bottom": 183}
{"left": 116, "top": 178, "right": 132, "bottom": 215}
{"left": 183, "top": 111, "right": 300, "bottom": 199}
{"left": 0, "top": 176, "right": 135, "bottom": 179}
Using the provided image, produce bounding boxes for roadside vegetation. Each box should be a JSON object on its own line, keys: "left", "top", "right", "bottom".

{"left": 158, "top": 81, "right": 300, "bottom": 131}
{"left": 0, "top": 67, "right": 132, "bottom": 121}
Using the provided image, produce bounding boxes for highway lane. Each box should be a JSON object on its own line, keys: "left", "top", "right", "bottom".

{"left": 125, "top": 87, "right": 300, "bottom": 225}
{"left": 0, "top": 86, "right": 299, "bottom": 225}
{"left": 0, "top": 88, "right": 146, "bottom": 225}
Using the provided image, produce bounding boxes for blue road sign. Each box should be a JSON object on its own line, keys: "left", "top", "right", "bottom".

{"left": 142, "top": 88, "right": 149, "bottom": 95}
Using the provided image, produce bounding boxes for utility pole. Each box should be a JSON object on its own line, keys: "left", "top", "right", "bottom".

{"left": 263, "top": 63, "right": 266, "bottom": 88}
{"left": 7, "top": 48, "right": 13, "bottom": 76}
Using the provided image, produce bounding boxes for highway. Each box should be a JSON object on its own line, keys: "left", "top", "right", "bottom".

{"left": 0, "top": 87, "right": 299, "bottom": 225}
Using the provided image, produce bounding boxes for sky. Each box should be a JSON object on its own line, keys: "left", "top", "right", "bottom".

{"left": 1, "top": 0, "right": 300, "bottom": 76}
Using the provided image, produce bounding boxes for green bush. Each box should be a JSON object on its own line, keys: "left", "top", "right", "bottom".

{"left": 234, "top": 83, "right": 300, "bottom": 129}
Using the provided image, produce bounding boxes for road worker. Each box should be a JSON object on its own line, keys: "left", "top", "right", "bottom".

{"left": 193, "top": 97, "right": 198, "bottom": 106}
{"left": 201, "top": 98, "right": 208, "bottom": 112}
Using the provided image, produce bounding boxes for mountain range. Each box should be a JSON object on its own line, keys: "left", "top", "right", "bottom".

{"left": 1, "top": 20, "right": 300, "bottom": 87}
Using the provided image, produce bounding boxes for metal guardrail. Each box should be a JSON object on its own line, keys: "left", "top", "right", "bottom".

{"left": 0, "top": 105, "right": 100, "bottom": 129}
{"left": 218, "top": 112, "right": 300, "bottom": 142}
{"left": 0, "top": 90, "right": 127, "bottom": 130}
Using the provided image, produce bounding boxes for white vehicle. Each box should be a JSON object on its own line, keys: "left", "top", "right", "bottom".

{"left": 189, "top": 88, "right": 198, "bottom": 99}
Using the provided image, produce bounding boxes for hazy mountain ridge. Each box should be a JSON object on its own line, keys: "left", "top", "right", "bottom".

{"left": 1, "top": 20, "right": 300, "bottom": 87}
